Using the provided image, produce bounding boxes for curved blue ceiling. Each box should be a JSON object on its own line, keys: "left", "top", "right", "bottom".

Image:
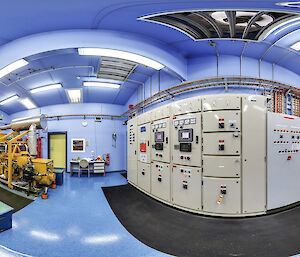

{"left": 0, "top": 0, "right": 299, "bottom": 114}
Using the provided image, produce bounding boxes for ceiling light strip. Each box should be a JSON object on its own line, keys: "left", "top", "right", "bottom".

{"left": 0, "top": 95, "right": 19, "bottom": 105}
{"left": 83, "top": 82, "right": 120, "bottom": 88}
{"left": 30, "top": 84, "right": 62, "bottom": 94}
{"left": 291, "top": 41, "right": 300, "bottom": 51}
{"left": 66, "top": 89, "right": 82, "bottom": 103}
{"left": 0, "top": 59, "right": 28, "bottom": 79}
{"left": 19, "top": 98, "right": 36, "bottom": 109}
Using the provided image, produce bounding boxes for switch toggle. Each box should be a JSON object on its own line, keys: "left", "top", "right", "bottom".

{"left": 219, "top": 119, "right": 225, "bottom": 129}
{"left": 182, "top": 181, "right": 188, "bottom": 189}
{"left": 219, "top": 140, "right": 225, "bottom": 151}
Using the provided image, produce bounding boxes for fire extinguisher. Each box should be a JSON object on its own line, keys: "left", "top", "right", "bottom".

{"left": 106, "top": 153, "right": 110, "bottom": 166}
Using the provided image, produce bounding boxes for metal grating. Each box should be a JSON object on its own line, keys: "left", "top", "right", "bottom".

{"left": 97, "top": 57, "right": 137, "bottom": 81}
{"left": 140, "top": 10, "right": 298, "bottom": 41}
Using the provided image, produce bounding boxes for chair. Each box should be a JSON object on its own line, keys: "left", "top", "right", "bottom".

{"left": 79, "top": 159, "right": 89, "bottom": 177}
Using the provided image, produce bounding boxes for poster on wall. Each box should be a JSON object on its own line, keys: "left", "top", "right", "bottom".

{"left": 71, "top": 139, "right": 85, "bottom": 152}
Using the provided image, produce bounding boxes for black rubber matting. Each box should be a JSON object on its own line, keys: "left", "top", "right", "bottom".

{"left": 0, "top": 187, "right": 33, "bottom": 213}
{"left": 102, "top": 184, "right": 300, "bottom": 257}
{"left": 120, "top": 172, "right": 127, "bottom": 179}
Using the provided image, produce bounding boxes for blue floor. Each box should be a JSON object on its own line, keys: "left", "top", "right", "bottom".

{"left": 0, "top": 172, "right": 170, "bottom": 257}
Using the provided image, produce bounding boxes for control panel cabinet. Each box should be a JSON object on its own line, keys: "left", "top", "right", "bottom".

{"left": 137, "top": 111, "right": 152, "bottom": 125}
{"left": 202, "top": 110, "right": 241, "bottom": 132}
{"left": 137, "top": 161, "right": 151, "bottom": 193}
{"left": 267, "top": 112, "right": 300, "bottom": 210}
{"left": 203, "top": 95, "right": 241, "bottom": 111}
{"left": 203, "top": 132, "right": 241, "bottom": 155}
{"left": 203, "top": 177, "right": 241, "bottom": 215}
{"left": 151, "top": 118, "right": 171, "bottom": 163}
{"left": 151, "top": 161, "right": 171, "bottom": 202}
{"left": 138, "top": 123, "right": 151, "bottom": 163}
{"left": 203, "top": 156, "right": 241, "bottom": 178}
{"left": 241, "top": 95, "right": 267, "bottom": 214}
{"left": 172, "top": 97, "right": 201, "bottom": 116}
{"left": 172, "top": 112, "right": 202, "bottom": 167}
{"left": 127, "top": 94, "right": 289, "bottom": 217}
{"left": 127, "top": 118, "right": 138, "bottom": 185}
{"left": 152, "top": 105, "right": 171, "bottom": 121}
{"left": 172, "top": 165, "right": 202, "bottom": 211}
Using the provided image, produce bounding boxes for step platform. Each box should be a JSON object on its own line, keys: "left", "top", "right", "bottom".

{"left": 0, "top": 201, "right": 13, "bottom": 232}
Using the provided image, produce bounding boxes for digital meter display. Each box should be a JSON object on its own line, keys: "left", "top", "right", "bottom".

{"left": 155, "top": 131, "right": 164, "bottom": 142}
{"left": 180, "top": 143, "right": 192, "bottom": 152}
{"left": 178, "top": 129, "right": 193, "bottom": 142}
{"left": 155, "top": 143, "right": 163, "bottom": 150}
{"left": 182, "top": 132, "right": 190, "bottom": 139}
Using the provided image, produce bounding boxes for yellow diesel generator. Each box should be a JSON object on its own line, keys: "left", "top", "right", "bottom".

{"left": 0, "top": 115, "right": 55, "bottom": 195}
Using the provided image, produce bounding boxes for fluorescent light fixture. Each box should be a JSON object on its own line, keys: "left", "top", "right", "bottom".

{"left": 291, "top": 41, "right": 300, "bottom": 51}
{"left": 78, "top": 48, "right": 164, "bottom": 70}
{"left": 19, "top": 98, "right": 36, "bottom": 109}
{"left": 83, "top": 82, "right": 120, "bottom": 89}
{"left": 30, "top": 83, "right": 62, "bottom": 94}
{"left": 66, "top": 89, "right": 82, "bottom": 103}
{"left": 0, "top": 95, "right": 19, "bottom": 105}
{"left": 0, "top": 59, "right": 28, "bottom": 79}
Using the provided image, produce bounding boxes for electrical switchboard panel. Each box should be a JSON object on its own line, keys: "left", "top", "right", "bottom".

{"left": 203, "top": 177, "right": 241, "bottom": 214}
{"left": 203, "top": 95, "right": 241, "bottom": 111}
{"left": 203, "top": 132, "right": 241, "bottom": 155}
{"left": 172, "top": 112, "right": 202, "bottom": 167}
{"left": 172, "top": 165, "right": 202, "bottom": 211}
{"left": 267, "top": 112, "right": 300, "bottom": 210}
{"left": 127, "top": 118, "right": 138, "bottom": 185}
{"left": 138, "top": 123, "right": 151, "bottom": 163}
{"left": 137, "top": 161, "right": 151, "bottom": 193}
{"left": 202, "top": 110, "right": 240, "bottom": 132}
{"left": 128, "top": 93, "right": 300, "bottom": 217}
{"left": 137, "top": 111, "right": 151, "bottom": 125}
{"left": 151, "top": 161, "right": 171, "bottom": 202}
{"left": 152, "top": 104, "right": 171, "bottom": 121}
{"left": 241, "top": 95, "right": 266, "bottom": 214}
{"left": 151, "top": 118, "right": 171, "bottom": 163}
{"left": 203, "top": 156, "right": 241, "bottom": 178}
{"left": 172, "top": 97, "right": 201, "bottom": 116}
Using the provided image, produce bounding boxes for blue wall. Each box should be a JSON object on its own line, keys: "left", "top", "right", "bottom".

{"left": 0, "top": 110, "right": 10, "bottom": 125}
{"left": 0, "top": 111, "right": 10, "bottom": 124}
{"left": 9, "top": 103, "right": 126, "bottom": 172}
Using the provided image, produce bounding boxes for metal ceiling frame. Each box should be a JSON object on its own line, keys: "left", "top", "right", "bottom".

{"left": 225, "top": 11, "right": 237, "bottom": 38}
{"left": 193, "top": 12, "right": 223, "bottom": 38}
{"left": 141, "top": 9, "right": 297, "bottom": 41}
{"left": 242, "top": 11, "right": 266, "bottom": 39}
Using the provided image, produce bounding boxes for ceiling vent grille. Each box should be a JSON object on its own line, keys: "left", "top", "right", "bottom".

{"left": 97, "top": 57, "right": 137, "bottom": 81}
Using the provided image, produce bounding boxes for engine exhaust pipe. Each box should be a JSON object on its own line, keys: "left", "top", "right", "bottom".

{"left": 0, "top": 115, "right": 47, "bottom": 131}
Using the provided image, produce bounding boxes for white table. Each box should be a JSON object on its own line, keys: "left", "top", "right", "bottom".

{"left": 70, "top": 160, "right": 105, "bottom": 177}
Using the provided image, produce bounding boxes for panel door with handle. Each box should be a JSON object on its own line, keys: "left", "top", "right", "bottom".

{"left": 138, "top": 123, "right": 151, "bottom": 163}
